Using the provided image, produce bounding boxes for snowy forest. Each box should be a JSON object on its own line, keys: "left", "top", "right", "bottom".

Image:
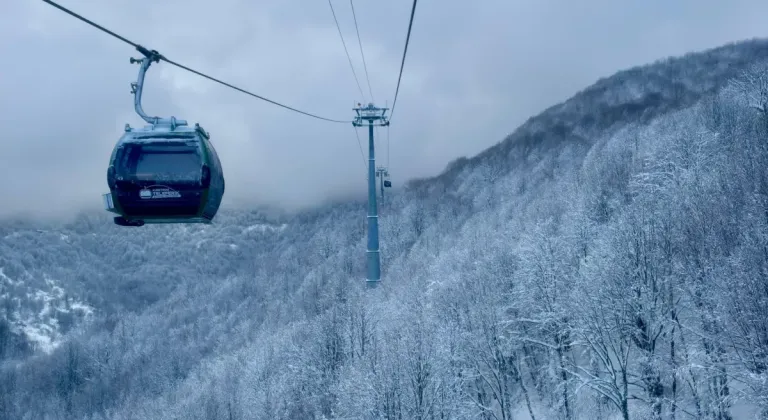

{"left": 2, "top": 38, "right": 768, "bottom": 419}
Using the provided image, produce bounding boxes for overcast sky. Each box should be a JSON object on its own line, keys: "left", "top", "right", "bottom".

{"left": 2, "top": 0, "right": 767, "bottom": 220}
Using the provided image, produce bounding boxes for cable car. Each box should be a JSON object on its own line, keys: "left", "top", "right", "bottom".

{"left": 103, "top": 53, "right": 225, "bottom": 227}
{"left": 376, "top": 166, "right": 392, "bottom": 188}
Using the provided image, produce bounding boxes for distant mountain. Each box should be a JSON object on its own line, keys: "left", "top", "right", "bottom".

{"left": 2, "top": 38, "right": 768, "bottom": 420}
{"left": 412, "top": 38, "right": 768, "bottom": 193}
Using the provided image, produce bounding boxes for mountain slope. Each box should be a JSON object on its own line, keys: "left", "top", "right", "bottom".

{"left": 412, "top": 38, "right": 768, "bottom": 194}
{"left": 2, "top": 38, "right": 768, "bottom": 420}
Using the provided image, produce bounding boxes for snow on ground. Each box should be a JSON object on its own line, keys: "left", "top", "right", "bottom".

{"left": 1, "top": 267, "right": 94, "bottom": 354}
{"left": 242, "top": 223, "right": 287, "bottom": 234}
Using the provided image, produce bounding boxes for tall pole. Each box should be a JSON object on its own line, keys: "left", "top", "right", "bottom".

{"left": 367, "top": 121, "right": 379, "bottom": 284}
{"left": 353, "top": 103, "right": 389, "bottom": 286}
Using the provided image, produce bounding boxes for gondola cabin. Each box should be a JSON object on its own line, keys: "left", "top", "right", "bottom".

{"left": 103, "top": 122, "right": 225, "bottom": 227}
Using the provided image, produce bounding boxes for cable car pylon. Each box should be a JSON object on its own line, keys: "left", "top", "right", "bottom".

{"left": 353, "top": 103, "right": 389, "bottom": 286}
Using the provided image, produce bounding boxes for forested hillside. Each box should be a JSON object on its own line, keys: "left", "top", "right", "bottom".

{"left": 2, "top": 39, "right": 768, "bottom": 419}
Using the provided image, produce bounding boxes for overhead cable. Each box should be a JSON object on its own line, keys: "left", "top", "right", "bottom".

{"left": 42, "top": 0, "right": 352, "bottom": 124}
{"left": 350, "top": 0, "right": 375, "bottom": 102}
{"left": 389, "top": 0, "right": 418, "bottom": 121}
{"left": 328, "top": 0, "right": 367, "bottom": 102}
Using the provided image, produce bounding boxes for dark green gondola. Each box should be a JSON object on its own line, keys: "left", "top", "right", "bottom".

{"left": 102, "top": 53, "right": 225, "bottom": 227}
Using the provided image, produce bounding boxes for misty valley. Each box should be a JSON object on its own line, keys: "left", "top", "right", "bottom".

{"left": 3, "top": 3, "right": 768, "bottom": 419}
